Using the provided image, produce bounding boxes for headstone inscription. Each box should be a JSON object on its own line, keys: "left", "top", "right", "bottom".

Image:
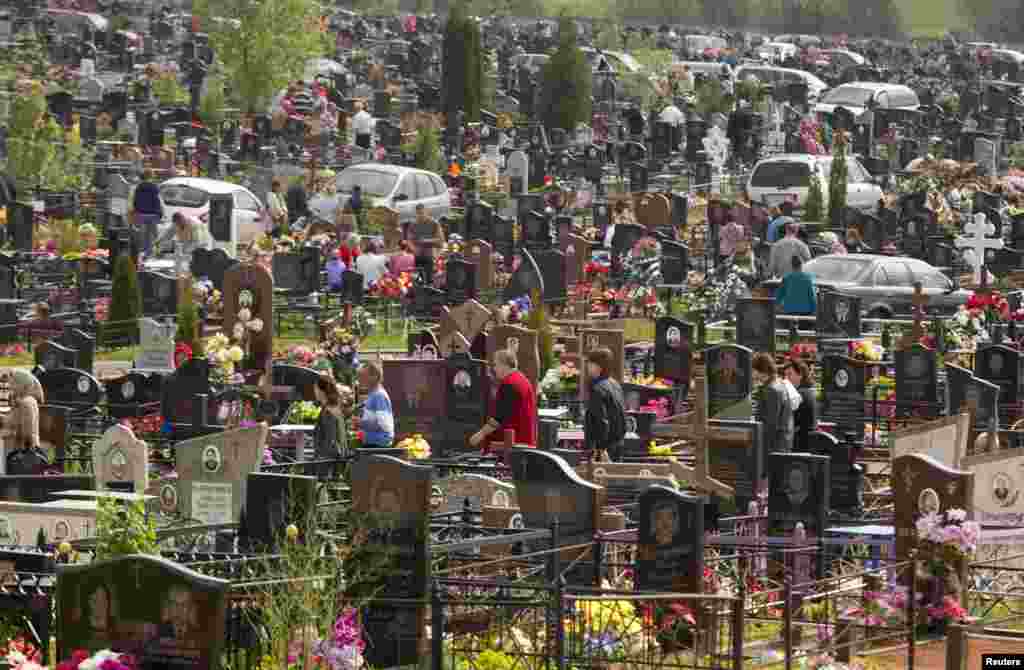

{"left": 735, "top": 298, "right": 775, "bottom": 354}
{"left": 946, "top": 364, "right": 1000, "bottom": 434}
{"left": 442, "top": 353, "right": 489, "bottom": 458}
{"left": 821, "top": 355, "right": 867, "bottom": 440}
{"left": 167, "top": 424, "right": 269, "bottom": 524}
{"left": 382, "top": 359, "right": 447, "bottom": 445}
{"left": 892, "top": 454, "right": 973, "bottom": 560}
{"left": 92, "top": 423, "right": 148, "bottom": 495}
{"left": 654, "top": 317, "right": 692, "bottom": 386}
{"left": 703, "top": 344, "right": 753, "bottom": 417}
{"left": 487, "top": 324, "right": 540, "bottom": 392}
{"left": 975, "top": 344, "right": 1024, "bottom": 405}
{"left": 351, "top": 455, "right": 432, "bottom": 669}
{"left": 57, "top": 555, "right": 229, "bottom": 669}
{"left": 135, "top": 318, "right": 176, "bottom": 372}
{"left": 636, "top": 486, "right": 705, "bottom": 593}
{"left": 767, "top": 452, "right": 830, "bottom": 538}
{"left": 222, "top": 263, "right": 273, "bottom": 371}
{"left": 961, "top": 448, "right": 1024, "bottom": 527}
{"left": 816, "top": 291, "right": 861, "bottom": 362}
{"left": 806, "top": 431, "right": 864, "bottom": 515}
{"left": 895, "top": 344, "right": 939, "bottom": 418}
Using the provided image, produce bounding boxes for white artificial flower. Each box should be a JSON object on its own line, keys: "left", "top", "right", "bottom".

{"left": 233, "top": 322, "right": 245, "bottom": 340}
{"left": 249, "top": 318, "right": 264, "bottom": 333}
{"left": 238, "top": 308, "right": 252, "bottom": 323}
{"left": 946, "top": 508, "right": 968, "bottom": 522}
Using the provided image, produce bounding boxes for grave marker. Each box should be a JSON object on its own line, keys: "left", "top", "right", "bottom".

{"left": 893, "top": 454, "right": 973, "bottom": 560}
{"left": 382, "top": 359, "right": 447, "bottom": 444}
{"left": 134, "top": 318, "right": 175, "bottom": 373}
{"left": 636, "top": 486, "right": 705, "bottom": 593}
{"left": 92, "top": 424, "right": 148, "bottom": 495}
{"left": 703, "top": 344, "right": 753, "bottom": 417}
{"left": 654, "top": 317, "right": 692, "bottom": 386}
{"left": 487, "top": 324, "right": 540, "bottom": 391}
{"left": 222, "top": 263, "right": 274, "bottom": 371}
{"left": 821, "top": 355, "right": 867, "bottom": 441}
{"left": 735, "top": 298, "right": 775, "bottom": 354}
{"left": 895, "top": 344, "right": 939, "bottom": 418}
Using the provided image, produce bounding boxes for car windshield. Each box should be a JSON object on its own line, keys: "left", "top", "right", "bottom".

{"left": 805, "top": 257, "right": 872, "bottom": 283}
{"left": 822, "top": 86, "right": 875, "bottom": 107}
{"left": 751, "top": 161, "right": 812, "bottom": 188}
{"left": 159, "top": 184, "right": 210, "bottom": 208}
{"left": 337, "top": 169, "right": 398, "bottom": 197}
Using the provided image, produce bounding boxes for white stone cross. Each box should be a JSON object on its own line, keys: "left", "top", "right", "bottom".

{"left": 955, "top": 212, "right": 1004, "bottom": 284}
{"left": 702, "top": 126, "right": 731, "bottom": 177}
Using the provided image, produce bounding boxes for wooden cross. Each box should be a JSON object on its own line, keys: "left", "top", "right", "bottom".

{"left": 898, "top": 282, "right": 929, "bottom": 349}
{"left": 662, "top": 367, "right": 734, "bottom": 499}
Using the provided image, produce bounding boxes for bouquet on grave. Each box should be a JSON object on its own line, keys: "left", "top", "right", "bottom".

{"left": 967, "top": 290, "right": 1011, "bottom": 323}
{"left": 3, "top": 637, "right": 42, "bottom": 669}
{"left": 947, "top": 304, "right": 989, "bottom": 350}
{"left": 496, "top": 295, "right": 531, "bottom": 324}
{"left": 277, "top": 344, "right": 335, "bottom": 377}
{"left": 396, "top": 433, "right": 431, "bottom": 460}
{"left": 286, "top": 401, "right": 322, "bottom": 425}
{"left": 639, "top": 600, "right": 698, "bottom": 650}
{"left": 370, "top": 272, "right": 413, "bottom": 300}
{"left": 848, "top": 339, "right": 883, "bottom": 362}
{"left": 916, "top": 508, "right": 981, "bottom": 564}
{"left": 312, "top": 608, "right": 365, "bottom": 670}
{"left": 54, "top": 650, "right": 137, "bottom": 670}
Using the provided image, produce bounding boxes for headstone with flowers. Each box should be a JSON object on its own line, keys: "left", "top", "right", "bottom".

{"left": 222, "top": 263, "right": 273, "bottom": 374}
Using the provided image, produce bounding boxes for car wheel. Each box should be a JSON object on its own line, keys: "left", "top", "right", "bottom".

{"left": 866, "top": 307, "right": 892, "bottom": 333}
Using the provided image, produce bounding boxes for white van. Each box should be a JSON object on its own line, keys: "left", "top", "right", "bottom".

{"left": 746, "top": 154, "right": 883, "bottom": 213}
{"left": 158, "top": 177, "right": 266, "bottom": 258}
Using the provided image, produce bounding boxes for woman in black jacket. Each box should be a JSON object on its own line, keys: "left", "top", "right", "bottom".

{"left": 785, "top": 359, "right": 817, "bottom": 453}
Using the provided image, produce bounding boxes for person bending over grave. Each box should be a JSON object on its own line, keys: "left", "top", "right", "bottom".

{"left": 752, "top": 354, "right": 794, "bottom": 464}
{"left": 150, "top": 212, "right": 213, "bottom": 258}
{"left": 314, "top": 374, "right": 350, "bottom": 468}
{"left": 584, "top": 347, "right": 627, "bottom": 462}
{"left": 358, "top": 361, "right": 394, "bottom": 447}
{"left": 2, "top": 370, "right": 47, "bottom": 475}
{"left": 390, "top": 240, "right": 416, "bottom": 275}
{"left": 267, "top": 179, "right": 289, "bottom": 237}
{"left": 775, "top": 255, "right": 817, "bottom": 316}
{"left": 785, "top": 359, "right": 817, "bottom": 452}
{"left": 767, "top": 222, "right": 810, "bottom": 279}
{"left": 470, "top": 349, "right": 537, "bottom": 456}
{"left": 410, "top": 204, "right": 445, "bottom": 285}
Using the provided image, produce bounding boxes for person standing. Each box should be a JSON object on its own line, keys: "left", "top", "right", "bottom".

{"left": 267, "top": 180, "right": 289, "bottom": 236}
{"left": 389, "top": 240, "right": 416, "bottom": 275}
{"left": 469, "top": 349, "right": 537, "bottom": 457}
{"left": 752, "top": 353, "right": 794, "bottom": 461}
{"left": 351, "top": 100, "right": 374, "bottom": 150}
{"left": 584, "top": 347, "right": 627, "bottom": 461}
{"left": 132, "top": 170, "right": 163, "bottom": 255}
{"left": 768, "top": 222, "right": 811, "bottom": 279}
{"left": 150, "top": 212, "right": 213, "bottom": 257}
{"left": 359, "top": 361, "right": 394, "bottom": 447}
{"left": 775, "top": 255, "right": 817, "bottom": 315}
{"left": 785, "top": 359, "right": 817, "bottom": 452}
{"left": 313, "top": 374, "right": 349, "bottom": 463}
{"left": 766, "top": 202, "right": 794, "bottom": 243}
{"left": 355, "top": 239, "right": 390, "bottom": 289}
{"left": 718, "top": 215, "right": 746, "bottom": 264}
{"left": 409, "top": 203, "right": 444, "bottom": 284}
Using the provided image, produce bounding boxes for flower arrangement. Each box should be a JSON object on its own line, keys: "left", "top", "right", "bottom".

{"left": 312, "top": 608, "right": 365, "bottom": 670}
{"left": 948, "top": 304, "right": 989, "bottom": 351}
{"left": 641, "top": 397, "right": 672, "bottom": 420}
{"left": 94, "top": 296, "right": 111, "bottom": 323}
{"left": 204, "top": 332, "right": 245, "bottom": 385}
{"left": 788, "top": 342, "right": 817, "bottom": 359}
{"left": 53, "top": 649, "right": 137, "bottom": 670}
{"left": 4, "top": 637, "right": 41, "bottom": 668}
{"left": 286, "top": 400, "right": 322, "bottom": 425}
{"left": 370, "top": 272, "right": 413, "bottom": 299}
{"left": 865, "top": 374, "right": 895, "bottom": 417}
{"left": 967, "top": 290, "right": 1011, "bottom": 323}
{"left": 584, "top": 261, "right": 609, "bottom": 279}
{"left": 277, "top": 344, "right": 335, "bottom": 377}
{"left": 233, "top": 288, "right": 265, "bottom": 363}
{"left": 641, "top": 601, "right": 698, "bottom": 650}
{"left": 848, "top": 339, "right": 883, "bottom": 362}
{"left": 648, "top": 440, "right": 673, "bottom": 457}
{"left": 174, "top": 342, "right": 192, "bottom": 368}
{"left": 799, "top": 117, "right": 826, "bottom": 155}
{"left": 396, "top": 434, "right": 431, "bottom": 460}
{"left": 496, "top": 295, "right": 531, "bottom": 324}
{"left": 539, "top": 362, "right": 580, "bottom": 397}
{"left": 915, "top": 508, "right": 980, "bottom": 562}
{"left": 842, "top": 586, "right": 908, "bottom": 628}
{"left": 628, "top": 376, "right": 673, "bottom": 389}
{"left": 194, "top": 280, "right": 223, "bottom": 317}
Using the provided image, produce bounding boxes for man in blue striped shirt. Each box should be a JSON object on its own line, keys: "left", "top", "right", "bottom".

{"left": 358, "top": 362, "right": 394, "bottom": 447}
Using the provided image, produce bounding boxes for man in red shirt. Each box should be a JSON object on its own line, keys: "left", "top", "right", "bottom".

{"left": 469, "top": 349, "right": 537, "bottom": 456}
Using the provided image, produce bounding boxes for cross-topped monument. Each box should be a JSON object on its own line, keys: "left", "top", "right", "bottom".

{"left": 665, "top": 370, "right": 734, "bottom": 499}
{"left": 955, "top": 212, "right": 1004, "bottom": 284}
{"left": 898, "top": 282, "right": 929, "bottom": 349}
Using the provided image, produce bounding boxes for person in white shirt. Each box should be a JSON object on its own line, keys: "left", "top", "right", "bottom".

{"left": 355, "top": 238, "right": 390, "bottom": 288}
{"left": 351, "top": 101, "right": 374, "bottom": 150}
{"left": 659, "top": 103, "right": 684, "bottom": 126}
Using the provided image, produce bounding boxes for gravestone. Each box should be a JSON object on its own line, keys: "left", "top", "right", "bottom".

{"left": 503, "top": 250, "right": 544, "bottom": 303}
{"left": 895, "top": 344, "right": 939, "bottom": 418}
{"left": 703, "top": 344, "right": 753, "bottom": 417}
{"left": 465, "top": 240, "right": 493, "bottom": 291}
{"left": 382, "top": 359, "right": 447, "bottom": 445}
{"left": 35, "top": 340, "right": 77, "bottom": 372}
{"left": 411, "top": 284, "right": 445, "bottom": 319}
{"left": 735, "top": 298, "right": 775, "bottom": 354}
{"left": 634, "top": 193, "right": 671, "bottom": 233}
{"left": 273, "top": 247, "right": 321, "bottom": 295}
{"left": 38, "top": 368, "right": 102, "bottom": 411}
{"left": 580, "top": 329, "right": 625, "bottom": 401}
{"left": 636, "top": 486, "right": 705, "bottom": 593}
{"left": 167, "top": 424, "right": 269, "bottom": 524}
{"left": 817, "top": 290, "right": 862, "bottom": 339}
{"left": 947, "top": 364, "right": 1000, "bottom": 434}
{"left": 59, "top": 329, "right": 95, "bottom": 375}
{"left": 975, "top": 344, "right": 1024, "bottom": 405}
{"left": 351, "top": 455, "right": 432, "bottom": 669}
{"left": 92, "top": 423, "right": 148, "bottom": 495}
{"left": 138, "top": 270, "right": 178, "bottom": 317}
{"left": 407, "top": 331, "right": 441, "bottom": 360}
{"left": 442, "top": 353, "right": 490, "bottom": 458}
{"left": 106, "top": 372, "right": 162, "bottom": 420}
{"left": 507, "top": 150, "right": 528, "bottom": 195}
{"left": 509, "top": 447, "right": 604, "bottom": 551}
{"left": 533, "top": 249, "right": 567, "bottom": 302}
{"left": 806, "top": 431, "right": 864, "bottom": 515}
{"left": 445, "top": 256, "right": 477, "bottom": 304}
{"left": 135, "top": 318, "right": 175, "bottom": 372}
{"left": 521, "top": 208, "right": 551, "bottom": 250}
{"left": 821, "top": 355, "right": 867, "bottom": 441}
{"left": 57, "top": 555, "right": 229, "bottom": 668}
{"left": 767, "top": 453, "right": 830, "bottom": 538}
{"left": 892, "top": 454, "right": 973, "bottom": 560}
{"left": 890, "top": 413, "right": 970, "bottom": 471}
{"left": 160, "top": 359, "right": 213, "bottom": 432}
{"left": 706, "top": 418, "right": 762, "bottom": 507}
{"left": 438, "top": 300, "right": 491, "bottom": 357}
{"left": 487, "top": 324, "right": 541, "bottom": 391}
{"left": 961, "top": 448, "right": 1024, "bottom": 527}
{"left": 244, "top": 472, "right": 317, "bottom": 549}
{"left": 654, "top": 317, "right": 692, "bottom": 386}
{"left": 340, "top": 270, "right": 365, "bottom": 305}
{"left": 661, "top": 240, "right": 688, "bottom": 285}
{"left": 445, "top": 473, "right": 518, "bottom": 514}
{"left": 565, "top": 235, "right": 589, "bottom": 285}
{"left": 465, "top": 202, "right": 494, "bottom": 243}
{"left": 222, "top": 263, "right": 274, "bottom": 371}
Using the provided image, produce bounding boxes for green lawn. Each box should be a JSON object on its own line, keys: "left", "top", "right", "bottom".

{"left": 901, "top": 0, "right": 966, "bottom": 36}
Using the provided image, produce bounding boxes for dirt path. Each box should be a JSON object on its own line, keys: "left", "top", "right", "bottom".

{"left": 859, "top": 636, "right": 1010, "bottom": 670}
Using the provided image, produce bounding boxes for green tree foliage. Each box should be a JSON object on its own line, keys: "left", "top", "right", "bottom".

{"left": 95, "top": 497, "right": 158, "bottom": 559}
{"left": 198, "top": 72, "right": 227, "bottom": 129}
{"left": 538, "top": 15, "right": 592, "bottom": 132}
{"left": 193, "top": 0, "right": 327, "bottom": 114}
{"left": 105, "top": 253, "right": 142, "bottom": 345}
{"left": 828, "top": 131, "right": 849, "bottom": 228}
{"left": 409, "top": 128, "right": 445, "bottom": 175}
{"left": 805, "top": 172, "right": 824, "bottom": 222}
{"left": 442, "top": 1, "right": 484, "bottom": 122}
{"left": 176, "top": 281, "right": 204, "bottom": 358}
{"left": 7, "top": 82, "right": 62, "bottom": 191}
{"left": 526, "top": 289, "right": 555, "bottom": 379}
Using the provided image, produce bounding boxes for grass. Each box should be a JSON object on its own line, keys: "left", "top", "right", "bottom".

{"left": 901, "top": 0, "right": 967, "bottom": 37}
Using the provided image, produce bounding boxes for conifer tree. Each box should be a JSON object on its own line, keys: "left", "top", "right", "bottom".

{"left": 441, "top": 0, "right": 483, "bottom": 123}
{"left": 105, "top": 253, "right": 142, "bottom": 345}
{"left": 538, "top": 15, "right": 592, "bottom": 132}
{"left": 526, "top": 289, "right": 555, "bottom": 379}
{"left": 828, "top": 131, "right": 849, "bottom": 228}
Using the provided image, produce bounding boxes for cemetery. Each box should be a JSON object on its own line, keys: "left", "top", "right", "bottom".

{"left": 8, "top": 1, "right": 1024, "bottom": 670}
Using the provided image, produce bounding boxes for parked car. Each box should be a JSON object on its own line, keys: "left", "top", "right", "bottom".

{"left": 746, "top": 154, "right": 882, "bottom": 212}
{"left": 814, "top": 82, "right": 920, "bottom": 117}
{"left": 734, "top": 65, "right": 828, "bottom": 101}
{"left": 757, "top": 42, "right": 799, "bottom": 64}
{"left": 158, "top": 177, "right": 265, "bottom": 257}
{"left": 765, "top": 254, "right": 971, "bottom": 319}
{"left": 335, "top": 164, "right": 450, "bottom": 224}
{"left": 818, "top": 48, "right": 868, "bottom": 69}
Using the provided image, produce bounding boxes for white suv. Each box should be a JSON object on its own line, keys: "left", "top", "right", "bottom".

{"left": 746, "top": 154, "right": 882, "bottom": 213}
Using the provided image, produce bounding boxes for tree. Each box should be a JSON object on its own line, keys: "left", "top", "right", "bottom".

{"left": 176, "top": 281, "right": 204, "bottom": 358}
{"left": 526, "top": 289, "right": 555, "bottom": 379}
{"left": 193, "top": 0, "right": 327, "bottom": 114}
{"left": 538, "top": 15, "right": 592, "bottom": 132}
{"left": 805, "top": 171, "right": 824, "bottom": 222}
{"left": 441, "top": 0, "right": 483, "bottom": 123}
{"left": 828, "top": 131, "right": 849, "bottom": 228}
{"left": 104, "top": 253, "right": 142, "bottom": 346}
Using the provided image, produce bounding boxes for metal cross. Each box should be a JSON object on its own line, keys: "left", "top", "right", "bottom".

{"left": 955, "top": 212, "right": 1004, "bottom": 284}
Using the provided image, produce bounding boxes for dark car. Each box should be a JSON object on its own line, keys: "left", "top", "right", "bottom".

{"left": 766, "top": 254, "right": 971, "bottom": 319}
